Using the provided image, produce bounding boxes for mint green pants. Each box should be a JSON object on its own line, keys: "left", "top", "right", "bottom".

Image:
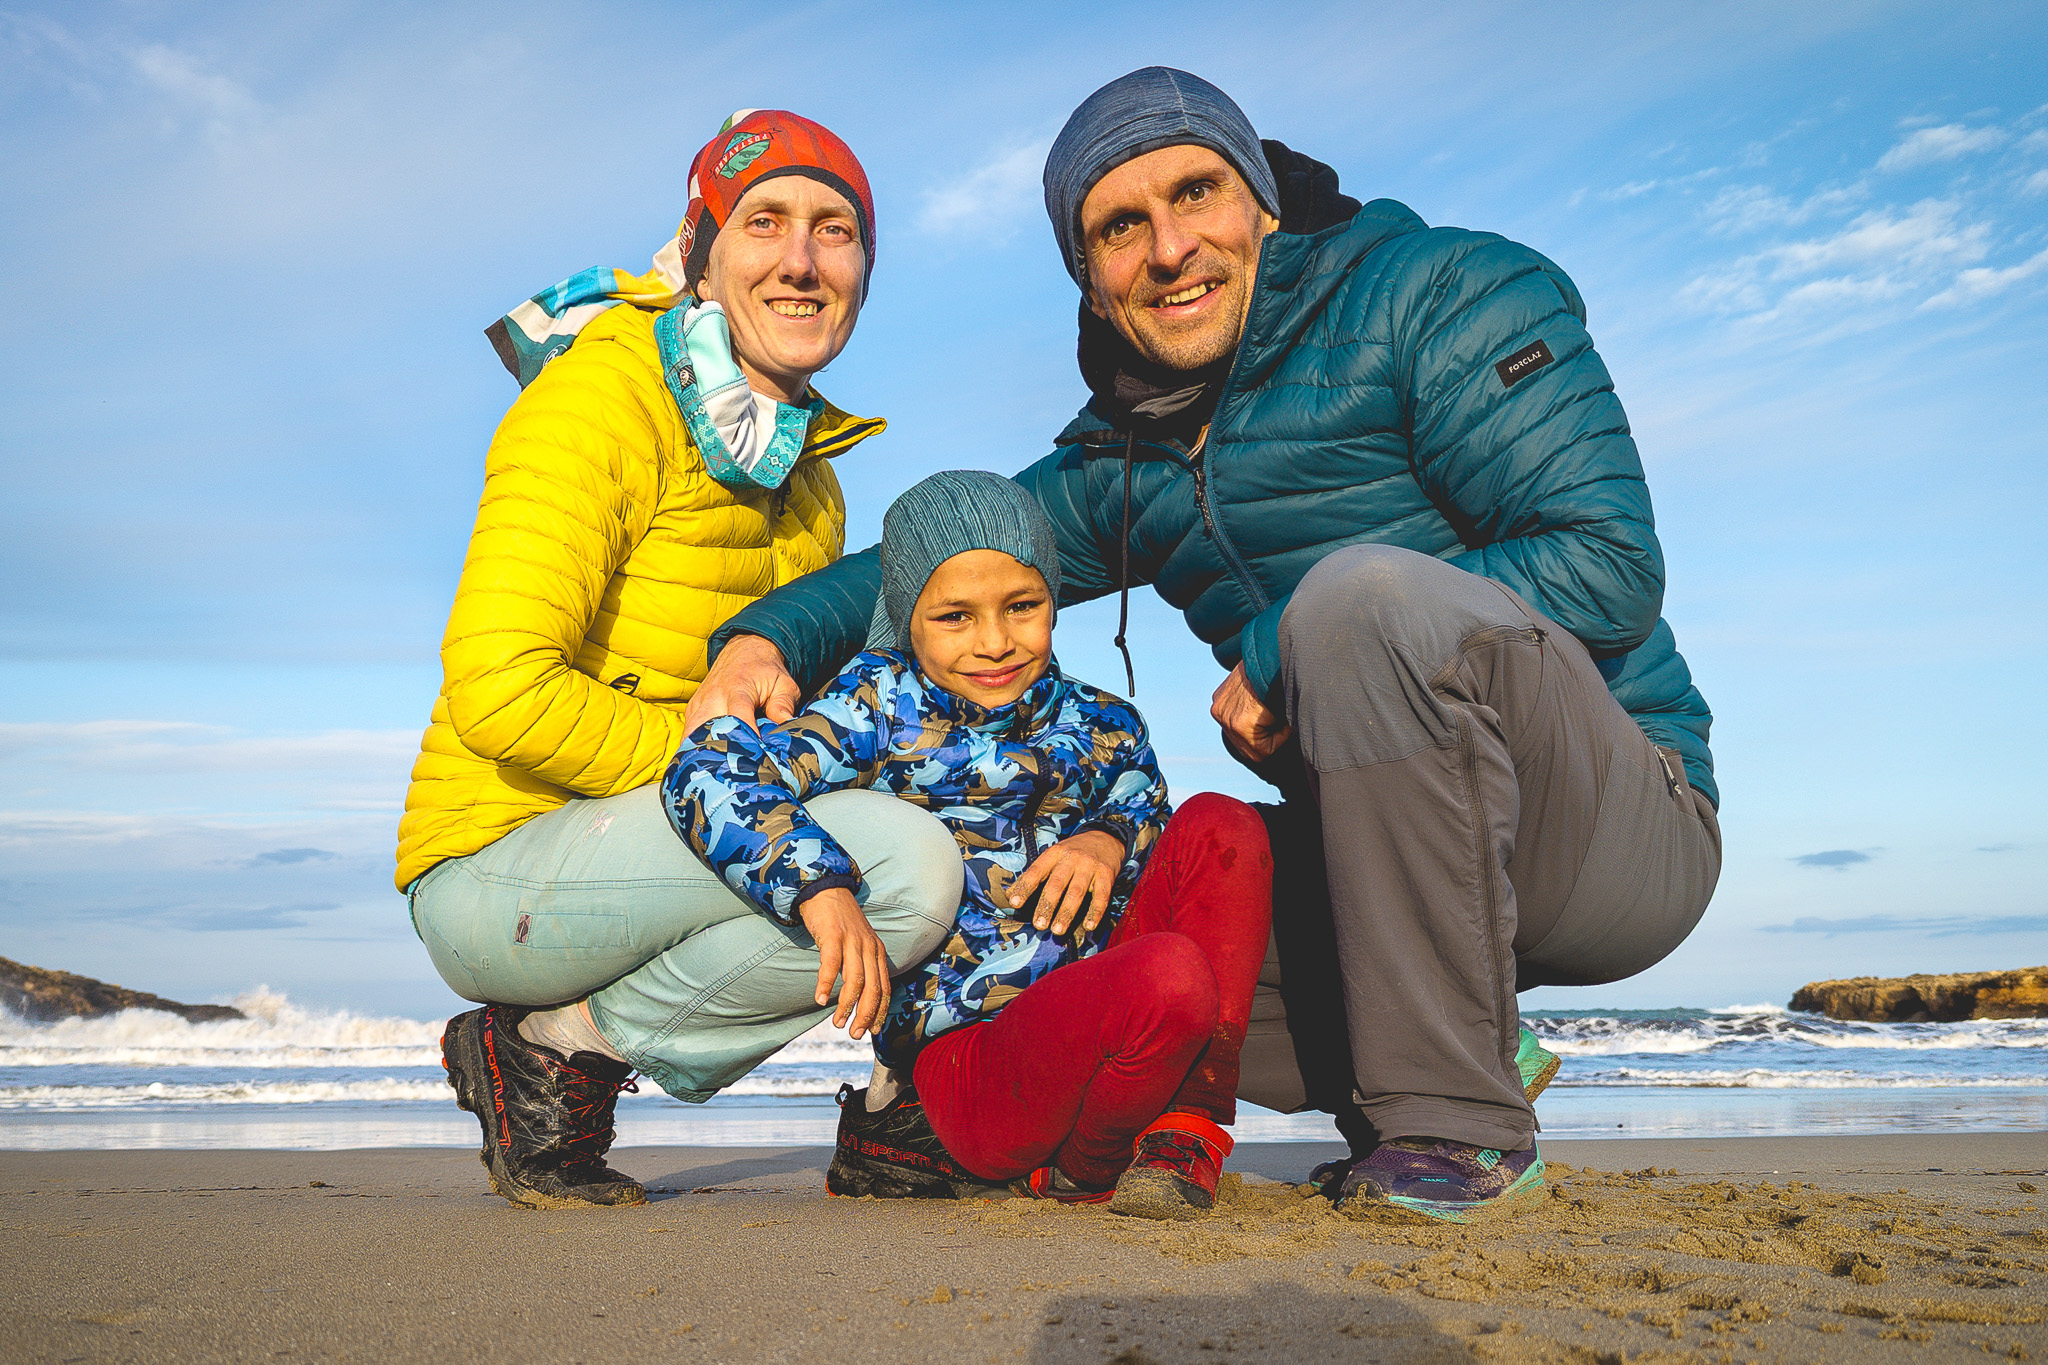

{"left": 408, "top": 784, "right": 961, "bottom": 1101}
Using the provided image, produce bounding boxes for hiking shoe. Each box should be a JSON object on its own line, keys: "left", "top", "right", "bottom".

{"left": 1518, "top": 1026, "right": 1561, "bottom": 1102}
{"left": 1109, "top": 1113, "right": 1233, "bottom": 1222}
{"left": 826, "top": 1083, "right": 1006, "bottom": 1199}
{"left": 1012, "top": 1165, "right": 1115, "bottom": 1205}
{"left": 1336, "top": 1138, "right": 1543, "bottom": 1223}
{"left": 1298, "top": 1153, "right": 1357, "bottom": 1200}
{"left": 440, "top": 1005, "right": 646, "bottom": 1210}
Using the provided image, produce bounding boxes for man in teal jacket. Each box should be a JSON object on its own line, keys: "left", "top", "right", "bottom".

{"left": 691, "top": 68, "right": 1720, "bottom": 1220}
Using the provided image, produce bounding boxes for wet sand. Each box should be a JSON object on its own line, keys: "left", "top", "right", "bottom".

{"left": 1, "top": 1133, "right": 2042, "bottom": 1364}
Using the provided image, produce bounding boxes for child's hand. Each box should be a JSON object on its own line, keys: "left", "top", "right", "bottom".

{"left": 1007, "top": 830, "right": 1126, "bottom": 936}
{"left": 797, "top": 887, "right": 892, "bottom": 1039}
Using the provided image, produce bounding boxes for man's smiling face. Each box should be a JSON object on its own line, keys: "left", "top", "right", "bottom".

{"left": 1078, "top": 144, "right": 1277, "bottom": 373}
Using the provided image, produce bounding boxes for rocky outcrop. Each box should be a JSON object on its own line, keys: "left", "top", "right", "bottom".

{"left": 0, "top": 955, "right": 244, "bottom": 1024}
{"left": 1789, "top": 966, "right": 2048, "bottom": 1022}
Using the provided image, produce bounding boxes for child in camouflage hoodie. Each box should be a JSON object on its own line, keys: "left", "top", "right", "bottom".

{"left": 663, "top": 471, "right": 1273, "bottom": 1219}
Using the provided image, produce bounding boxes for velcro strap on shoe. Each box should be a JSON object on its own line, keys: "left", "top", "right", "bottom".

{"left": 1135, "top": 1110, "right": 1233, "bottom": 1157}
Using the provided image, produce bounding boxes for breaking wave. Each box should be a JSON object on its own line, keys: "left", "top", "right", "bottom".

{"left": 0, "top": 989, "right": 440, "bottom": 1068}
{"left": 1555, "top": 1066, "right": 2048, "bottom": 1090}
{"left": 0, "top": 1078, "right": 450, "bottom": 1110}
{"left": 3, "top": 994, "right": 2043, "bottom": 1117}
{"left": 1527, "top": 1004, "right": 2048, "bottom": 1057}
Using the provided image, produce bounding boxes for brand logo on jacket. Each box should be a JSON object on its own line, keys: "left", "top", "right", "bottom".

{"left": 608, "top": 674, "right": 640, "bottom": 694}
{"left": 1494, "top": 339, "right": 1555, "bottom": 388}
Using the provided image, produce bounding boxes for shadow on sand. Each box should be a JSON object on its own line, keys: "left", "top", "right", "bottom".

{"left": 1025, "top": 1284, "right": 1486, "bottom": 1364}
{"left": 641, "top": 1146, "right": 828, "bottom": 1197}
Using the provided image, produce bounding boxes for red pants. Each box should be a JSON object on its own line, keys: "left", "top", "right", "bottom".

{"left": 914, "top": 793, "right": 1274, "bottom": 1187}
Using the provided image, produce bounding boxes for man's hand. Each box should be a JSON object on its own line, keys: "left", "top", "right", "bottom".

{"left": 685, "top": 634, "right": 801, "bottom": 734}
{"left": 1006, "top": 829, "right": 1126, "bottom": 936}
{"left": 797, "top": 886, "right": 892, "bottom": 1039}
{"left": 1211, "top": 662, "right": 1290, "bottom": 763}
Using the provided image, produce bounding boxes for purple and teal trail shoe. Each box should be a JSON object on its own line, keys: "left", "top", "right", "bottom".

{"left": 1337, "top": 1138, "right": 1544, "bottom": 1223}
{"left": 1518, "top": 1026, "right": 1561, "bottom": 1101}
{"left": 1299, "top": 1028, "right": 1559, "bottom": 1202}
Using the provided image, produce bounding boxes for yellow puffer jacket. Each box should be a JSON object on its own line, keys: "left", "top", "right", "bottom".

{"left": 394, "top": 303, "right": 881, "bottom": 889}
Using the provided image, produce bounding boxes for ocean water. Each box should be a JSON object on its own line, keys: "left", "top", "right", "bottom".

{"left": 2, "top": 992, "right": 2043, "bottom": 1151}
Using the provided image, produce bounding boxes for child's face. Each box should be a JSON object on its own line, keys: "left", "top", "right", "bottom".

{"left": 908, "top": 550, "right": 1053, "bottom": 708}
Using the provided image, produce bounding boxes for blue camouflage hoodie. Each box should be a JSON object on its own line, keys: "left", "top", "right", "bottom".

{"left": 661, "top": 649, "right": 1168, "bottom": 1066}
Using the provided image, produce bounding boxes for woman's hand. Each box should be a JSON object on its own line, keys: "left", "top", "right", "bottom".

{"left": 1210, "top": 663, "right": 1291, "bottom": 763}
{"left": 797, "top": 886, "right": 892, "bottom": 1039}
{"left": 686, "top": 634, "right": 802, "bottom": 734}
{"left": 1006, "top": 830, "right": 1127, "bottom": 936}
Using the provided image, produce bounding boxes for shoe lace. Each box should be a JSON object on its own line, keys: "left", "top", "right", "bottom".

{"left": 1139, "top": 1128, "right": 1212, "bottom": 1174}
{"left": 557, "top": 1063, "right": 637, "bottom": 1165}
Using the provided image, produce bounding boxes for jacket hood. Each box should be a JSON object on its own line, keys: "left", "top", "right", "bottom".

{"left": 1074, "top": 139, "right": 1365, "bottom": 436}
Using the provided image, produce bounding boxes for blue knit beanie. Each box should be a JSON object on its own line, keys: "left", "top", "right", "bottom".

{"left": 1042, "top": 66, "right": 1280, "bottom": 286}
{"left": 868, "top": 471, "right": 1062, "bottom": 652}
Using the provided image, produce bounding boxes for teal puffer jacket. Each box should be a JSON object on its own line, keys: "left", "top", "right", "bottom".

{"left": 714, "top": 148, "right": 1715, "bottom": 805}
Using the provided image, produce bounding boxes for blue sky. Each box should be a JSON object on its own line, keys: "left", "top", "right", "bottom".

{"left": 2, "top": 0, "right": 2044, "bottom": 1019}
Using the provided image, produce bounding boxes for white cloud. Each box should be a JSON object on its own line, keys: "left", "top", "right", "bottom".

{"left": 1876, "top": 122, "right": 2007, "bottom": 173}
{"left": 2022, "top": 168, "right": 2048, "bottom": 198}
{"left": 917, "top": 138, "right": 1052, "bottom": 242}
{"left": 0, "top": 723, "right": 415, "bottom": 820}
{"left": 1681, "top": 199, "right": 1990, "bottom": 324}
{"left": 1704, "top": 182, "right": 1864, "bottom": 235}
{"left": 1921, "top": 247, "right": 2048, "bottom": 309}
{"left": 128, "top": 44, "right": 257, "bottom": 123}
{"left": 1765, "top": 199, "right": 1987, "bottom": 275}
{"left": 0, "top": 721, "right": 414, "bottom": 774}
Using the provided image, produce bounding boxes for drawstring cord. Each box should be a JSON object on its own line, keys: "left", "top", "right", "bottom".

{"left": 1114, "top": 431, "right": 1136, "bottom": 695}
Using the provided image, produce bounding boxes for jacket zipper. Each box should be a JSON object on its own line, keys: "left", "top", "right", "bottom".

{"left": 1184, "top": 431, "right": 1271, "bottom": 614}
{"left": 1095, "top": 430, "right": 1270, "bottom": 617}
{"left": 1019, "top": 774, "right": 1049, "bottom": 862}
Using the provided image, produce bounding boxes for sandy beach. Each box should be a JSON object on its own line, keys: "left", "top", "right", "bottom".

{"left": 2, "top": 1133, "right": 2042, "bottom": 1364}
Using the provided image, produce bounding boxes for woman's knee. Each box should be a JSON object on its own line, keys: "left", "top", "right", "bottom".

{"left": 808, "top": 788, "right": 962, "bottom": 955}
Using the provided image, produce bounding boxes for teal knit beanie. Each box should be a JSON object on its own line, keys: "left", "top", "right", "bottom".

{"left": 868, "top": 471, "right": 1062, "bottom": 652}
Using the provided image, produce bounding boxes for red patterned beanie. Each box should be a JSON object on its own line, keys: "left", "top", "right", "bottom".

{"left": 681, "top": 110, "right": 876, "bottom": 294}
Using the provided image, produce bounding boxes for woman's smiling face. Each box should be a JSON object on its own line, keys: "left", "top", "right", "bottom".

{"left": 699, "top": 176, "right": 865, "bottom": 404}
{"left": 908, "top": 550, "right": 1053, "bottom": 708}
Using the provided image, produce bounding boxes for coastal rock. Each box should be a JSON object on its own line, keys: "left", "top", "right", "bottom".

{"left": 1788, "top": 966, "right": 2048, "bottom": 1022}
{"left": 0, "top": 955, "right": 244, "bottom": 1024}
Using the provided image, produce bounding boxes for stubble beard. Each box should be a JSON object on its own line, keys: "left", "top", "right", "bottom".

{"left": 1120, "top": 254, "right": 1254, "bottom": 374}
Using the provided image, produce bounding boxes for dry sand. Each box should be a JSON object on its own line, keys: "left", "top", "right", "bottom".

{"left": 1, "top": 1133, "right": 2043, "bottom": 1364}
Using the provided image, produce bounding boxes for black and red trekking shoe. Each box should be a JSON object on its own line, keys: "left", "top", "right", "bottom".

{"left": 1109, "top": 1112, "right": 1233, "bottom": 1221}
{"left": 825, "top": 1083, "right": 1007, "bottom": 1199}
{"left": 440, "top": 1005, "right": 646, "bottom": 1210}
{"left": 1012, "top": 1165, "right": 1115, "bottom": 1204}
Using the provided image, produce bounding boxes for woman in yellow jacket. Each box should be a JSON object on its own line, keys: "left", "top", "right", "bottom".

{"left": 401, "top": 112, "right": 961, "bottom": 1209}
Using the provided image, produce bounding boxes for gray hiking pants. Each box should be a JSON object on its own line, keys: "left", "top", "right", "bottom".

{"left": 1236, "top": 545, "right": 1721, "bottom": 1151}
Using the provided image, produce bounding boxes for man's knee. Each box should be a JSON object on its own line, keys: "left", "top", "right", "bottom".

{"left": 1286, "top": 544, "right": 1518, "bottom": 668}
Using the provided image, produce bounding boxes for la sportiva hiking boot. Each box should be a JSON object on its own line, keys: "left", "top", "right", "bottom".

{"left": 440, "top": 1005, "right": 646, "bottom": 1210}
{"left": 1109, "top": 1112, "right": 1233, "bottom": 1222}
{"left": 1517, "top": 1026, "right": 1561, "bottom": 1102}
{"left": 1336, "top": 1137, "right": 1543, "bottom": 1223}
{"left": 826, "top": 1083, "right": 1006, "bottom": 1199}
{"left": 1013, "top": 1165, "right": 1115, "bottom": 1205}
